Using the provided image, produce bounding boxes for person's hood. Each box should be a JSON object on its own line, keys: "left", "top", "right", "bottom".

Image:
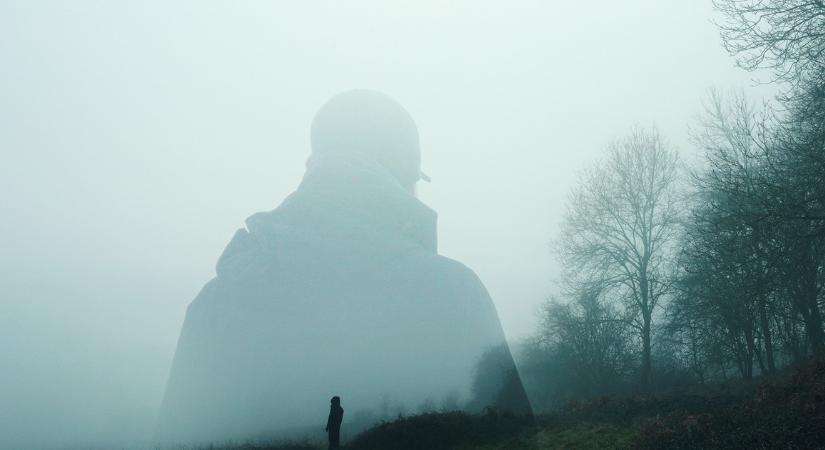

{"left": 214, "top": 152, "right": 437, "bottom": 280}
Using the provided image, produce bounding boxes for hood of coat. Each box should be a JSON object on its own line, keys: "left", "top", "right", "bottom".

{"left": 215, "top": 152, "right": 438, "bottom": 280}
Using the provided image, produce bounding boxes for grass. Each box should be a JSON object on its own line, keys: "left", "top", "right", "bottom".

{"left": 179, "top": 356, "right": 825, "bottom": 450}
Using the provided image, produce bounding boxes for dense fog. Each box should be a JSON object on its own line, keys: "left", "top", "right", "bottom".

{"left": 0, "top": 1, "right": 778, "bottom": 449}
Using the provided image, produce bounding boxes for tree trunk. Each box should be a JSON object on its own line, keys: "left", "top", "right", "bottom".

{"left": 759, "top": 302, "right": 776, "bottom": 373}
{"left": 755, "top": 345, "right": 766, "bottom": 375}
{"left": 806, "top": 302, "right": 825, "bottom": 355}
{"left": 641, "top": 313, "right": 652, "bottom": 392}
{"left": 800, "top": 246, "right": 824, "bottom": 355}
{"left": 797, "top": 272, "right": 825, "bottom": 355}
{"left": 743, "top": 327, "right": 755, "bottom": 380}
{"left": 639, "top": 264, "right": 652, "bottom": 393}
{"left": 720, "top": 360, "right": 728, "bottom": 382}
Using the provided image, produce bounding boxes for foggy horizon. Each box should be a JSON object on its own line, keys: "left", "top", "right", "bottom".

{"left": 1, "top": 1, "right": 788, "bottom": 449}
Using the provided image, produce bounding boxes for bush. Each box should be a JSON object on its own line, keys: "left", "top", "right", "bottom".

{"left": 344, "top": 409, "right": 534, "bottom": 450}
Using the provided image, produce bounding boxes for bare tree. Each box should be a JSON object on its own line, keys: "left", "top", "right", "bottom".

{"left": 682, "top": 89, "right": 825, "bottom": 367}
{"left": 677, "top": 185, "right": 767, "bottom": 380}
{"left": 688, "top": 90, "right": 782, "bottom": 372}
{"left": 770, "top": 63, "right": 825, "bottom": 355}
{"left": 535, "top": 289, "right": 633, "bottom": 397}
{"left": 714, "top": 0, "right": 825, "bottom": 86}
{"left": 558, "top": 127, "right": 681, "bottom": 391}
{"left": 520, "top": 289, "right": 634, "bottom": 408}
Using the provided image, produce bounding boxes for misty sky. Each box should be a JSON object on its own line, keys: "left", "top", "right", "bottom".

{"left": 1, "top": 1, "right": 775, "bottom": 449}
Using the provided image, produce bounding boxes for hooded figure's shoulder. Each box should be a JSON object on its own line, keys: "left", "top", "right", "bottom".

{"left": 430, "top": 254, "right": 488, "bottom": 293}
{"left": 389, "top": 250, "right": 497, "bottom": 311}
{"left": 184, "top": 223, "right": 274, "bottom": 314}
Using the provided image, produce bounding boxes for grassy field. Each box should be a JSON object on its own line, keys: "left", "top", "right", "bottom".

{"left": 186, "top": 356, "right": 825, "bottom": 450}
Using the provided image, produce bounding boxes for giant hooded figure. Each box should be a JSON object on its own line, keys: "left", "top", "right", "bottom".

{"left": 156, "top": 90, "right": 531, "bottom": 445}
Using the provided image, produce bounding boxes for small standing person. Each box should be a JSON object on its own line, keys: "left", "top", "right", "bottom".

{"left": 325, "top": 396, "right": 344, "bottom": 449}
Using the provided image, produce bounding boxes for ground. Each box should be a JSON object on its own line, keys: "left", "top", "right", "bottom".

{"left": 186, "top": 356, "right": 825, "bottom": 450}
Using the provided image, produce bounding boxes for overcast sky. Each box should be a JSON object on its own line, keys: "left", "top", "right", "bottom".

{"left": 1, "top": 1, "right": 775, "bottom": 448}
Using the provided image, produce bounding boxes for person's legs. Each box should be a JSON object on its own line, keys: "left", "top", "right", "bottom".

{"left": 328, "top": 426, "right": 340, "bottom": 449}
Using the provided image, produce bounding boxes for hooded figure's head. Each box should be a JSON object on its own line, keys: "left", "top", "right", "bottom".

{"left": 330, "top": 396, "right": 341, "bottom": 406}
{"left": 310, "top": 90, "right": 428, "bottom": 194}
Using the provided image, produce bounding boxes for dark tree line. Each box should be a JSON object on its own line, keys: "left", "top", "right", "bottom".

{"left": 518, "top": 0, "right": 825, "bottom": 409}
